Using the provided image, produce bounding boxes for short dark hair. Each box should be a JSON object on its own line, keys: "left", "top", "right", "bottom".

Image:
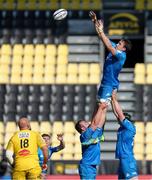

{"left": 122, "top": 38, "right": 132, "bottom": 52}
{"left": 75, "top": 120, "right": 84, "bottom": 134}
{"left": 124, "top": 112, "right": 134, "bottom": 123}
{"left": 42, "top": 133, "right": 50, "bottom": 138}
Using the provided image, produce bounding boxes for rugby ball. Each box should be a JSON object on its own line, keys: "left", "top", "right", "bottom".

{"left": 53, "top": 9, "right": 68, "bottom": 20}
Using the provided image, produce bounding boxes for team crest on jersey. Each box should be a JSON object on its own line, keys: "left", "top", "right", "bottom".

{"left": 18, "top": 132, "right": 30, "bottom": 138}
{"left": 18, "top": 149, "right": 30, "bottom": 156}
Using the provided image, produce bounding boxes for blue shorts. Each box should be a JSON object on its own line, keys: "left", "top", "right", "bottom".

{"left": 97, "top": 85, "right": 117, "bottom": 102}
{"left": 79, "top": 164, "right": 97, "bottom": 180}
{"left": 118, "top": 157, "right": 138, "bottom": 180}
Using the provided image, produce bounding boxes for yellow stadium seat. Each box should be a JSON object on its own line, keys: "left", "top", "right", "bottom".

{"left": 135, "top": 122, "right": 144, "bottom": 133}
{"left": 34, "top": 55, "right": 45, "bottom": 65}
{"left": 11, "top": 64, "right": 22, "bottom": 75}
{"left": 81, "top": 0, "right": 90, "bottom": 10}
{"left": 89, "top": 63, "right": 101, "bottom": 74}
{"left": 5, "top": 122, "right": 17, "bottom": 133}
{"left": 52, "top": 122, "right": 63, "bottom": 133}
{"left": 23, "top": 55, "right": 33, "bottom": 65}
{"left": 64, "top": 121, "right": 75, "bottom": 133}
{"left": 134, "top": 143, "right": 144, "bottom": 154}
{"left": 1, "top": 44, "right": 11, "bottom": 55}
{"left": 145, "top": 133, "right": 152, "bottom": 143}
{"left": 134, "top": 153, "right": 144, "bottom": 160}
{"left": 62, "top": 144, "right": 74, "bottom": 154}
{"left": 40, "top": 121, "right": 52, "bottom": 134}
{"left": 60, "top": 0, "right": 70, "bottom": 9}
{"left": 67, "top": 64, "right": 78, "bottom": 75}
{"left": 10, "top": 74, "right": 21, "bottom": 84}
{"left": 134, "top": 133, "right": 144, "bottom": 143}
{"left": 78, "top": 74, "right": 89, "bottom": 84}
{"left": 0, "top": 122, "right": 4, "bottom": 133}
{"left": 12, "top": 55, "right": 23, "bottom": 65}
{"left": 51, "top": 153, "right": 62, "bottom": 160}
{"left": 145, "top": 144, "right": 152, "bottom": 154}
{"left": 56, "top": 64, "right": 67, "bottom": 75}
{"left": 13, "top": 44, "right": 23, "bottom": 56}
{"left": 0, "top": 64, "right": 10, "bottom": 74}
{"left": 45, "top": 45, "right": 57, "bottom": 56}
{"left": 74, "top": 144, "right": 81, "bottom": 153}
{"left": 134, "top": 63, "right": 145, "bottom": 84}
{"left": 27, "top": 0, "right": 37, "bottom": 10}
{"left": 35, "top": 44, "right": 45, "bottom": 56}
{"left": 44, "top": 74, "right": 55, "bottom": 84}
{"left": 30, "top": 121, "right": 39, "bottom": 131}
{"left": 38, "top": 0, "right": 48, "bottom": 10}
{"left": 146, "top": 64, "right": 152, "bottom": 84}
{"left": 22, "top": 64, "right": 33, "bottom": 75}
{"left": 74, "top": 133, "right": 80, "bottom": 143}
{"left": 89, "top": 74, "right": 100, "bottom": 84}
{"left": 0, "top": 74, "right": 9, "bottom": 84}
{"left": 33, "top": 64, "right": 44, "bottom": 75}
{"left": 44, "top": 64, "right": 56, "bottom": 75}
{"left": 33, "top": 75, "right": 44, "bottom": 84}
{"left": 24, "top": 45, "right": 34, "bottom": 56}
{"left": 67, "top": 74, "right": 78, "bottom": 84}
{"left": 145, "top": 122, "right": 152, "bottom": 133}
{"left": 57, "top": 45, "right": 68, "bottom": 56}
{"left": 17, "top": 0, "right": 26, "bottom": 10}
{"left": 56, "top": 74, "right": 67, "bottom": 84}
{"left": 51, "top": 134, "right": 60, "bottom": 145}
{"left": 5, "top": 0, "right": 15, "bottom": 10}
{"left": 49, "top": 0, "right": 59, "bottom": 10}
{"left": 45, "top": 55, "right": 56, "bottom": 65}
{"left": 147, "top": 0, "right": 152, "bottom": 10}
{"left": 56, "top": 55, "right": 68, "bottom": 65}
{"left": 0, "top": 55, "right": 10, "bottom": 65}
{"left": 134, "top": 63, "right": 145, "bottom": 74}
{"left": 71, "top": 0, "right": 81, "bottom": 10}
{"left": 146, "top": 154, "right": 152, "bottom": 160}
{"left": 64, "top": 133, "right": 75, "bottom": 143}
{"left": 78, "top": 63, "right": 89, "bottom": 74}
{"left": 21, "top": 74, "right": 33, "bottom": 84}
{"left": 62, "top": 153, "right": 73, "bottom": 160}
{"left": 74, "top": 153, "right": 82, "bottom": 160}
{"left": 92, "top": 0, "right": 102, "bottom": 10}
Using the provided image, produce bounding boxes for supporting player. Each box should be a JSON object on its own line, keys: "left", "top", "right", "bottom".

{"left": 89, "top": 11, "right": 132, "bottom": 104}
{"left": 6, "top": 117, "right": 48, "bottom": 180}
{"left": 111, "top": 91, "right": 138, "bottom": 180}
{"left": 75, "top": 102, "right": 108, "bottom": 180}
{"left": 38, "top": 133, "right": 65, "bottom": 179}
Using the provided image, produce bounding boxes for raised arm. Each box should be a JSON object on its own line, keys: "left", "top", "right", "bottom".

{"left": 111, "top": 91, "right": 125, "bottom": 121}
{"left": 90, "top": 102, "right": 108, "bottom": 130}
{"left": 89, "top": 11, "right": 116, "bottom": 56}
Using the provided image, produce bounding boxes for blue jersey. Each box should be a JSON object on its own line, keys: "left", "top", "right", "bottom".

{"left": 80, "top": 127, "right": 103, "bottom": 165}
{"left": 38, "top": 146, "right": 58, "bottom": 167}
{"left": 101, "top": 41, "right": 126, "bottom": 89}
{"left": 116, "top": 119, "right": 136, "bottom": 159}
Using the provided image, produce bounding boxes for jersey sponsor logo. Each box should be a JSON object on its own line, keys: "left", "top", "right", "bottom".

{"left": 18, "top": 149, "right": 30, "bottom": 156}
{"left": 18, "top": 132, "right": 30, "bottom": 138}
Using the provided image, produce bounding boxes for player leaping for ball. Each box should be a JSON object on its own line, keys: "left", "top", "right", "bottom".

{"left": 89, "top": 11, "right": 132, "bottom": 105}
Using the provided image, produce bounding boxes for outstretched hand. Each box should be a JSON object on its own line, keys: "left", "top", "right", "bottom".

{"left": 89, "top": 11, "right": 97, "bottom": 23}
{"left": 57, "top": 133, "right": 64, "bottom": 142}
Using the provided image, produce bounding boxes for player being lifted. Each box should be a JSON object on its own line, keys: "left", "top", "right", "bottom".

{"left": 89, "top": 11, "right": 132, "bottom": 104}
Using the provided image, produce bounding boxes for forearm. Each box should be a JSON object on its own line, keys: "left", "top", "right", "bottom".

{"left": 97, "top": 31, "right": 114, "bottom": 53}
{"left": 57, "top": 141, "right": 65, "bottom": 151}
{"left": 111, "top": 98, "right": 125, "bottom": 121}
{"left": 42, "top": 146, "right": 48, "bottom": 164}
{"left": 91, "top": 104, "right": 107, "bottom": 130}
